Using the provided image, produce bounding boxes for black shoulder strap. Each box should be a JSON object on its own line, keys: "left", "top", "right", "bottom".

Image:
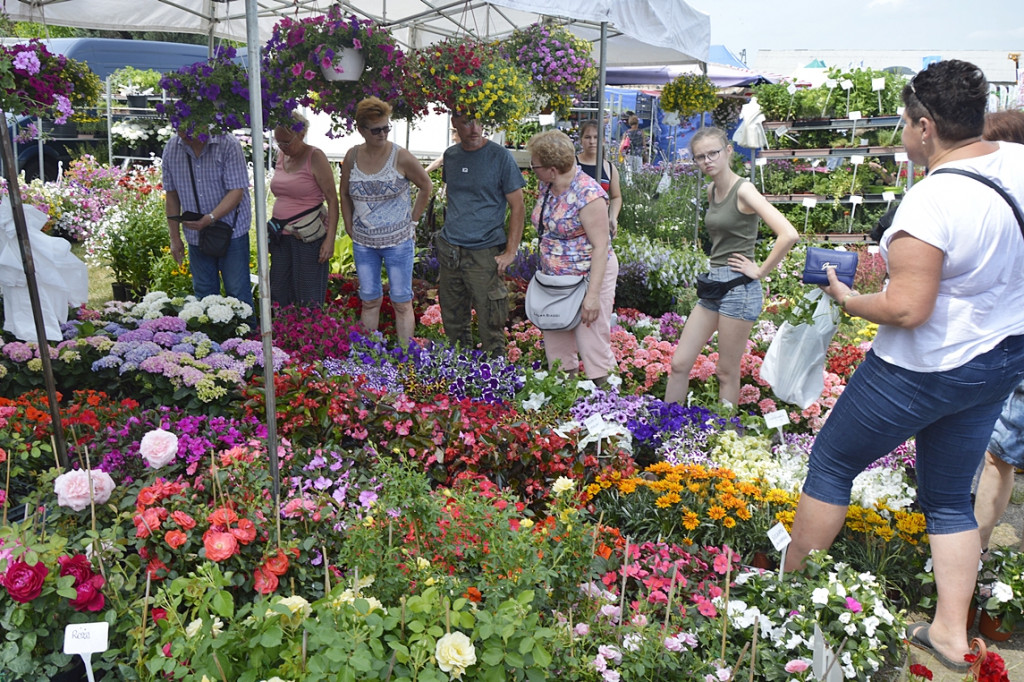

{"left": 185, "top": 147, "right": 236, "bottom": 228}
{"left": 931, "top": 167, "right": 1024, "bottom": 239}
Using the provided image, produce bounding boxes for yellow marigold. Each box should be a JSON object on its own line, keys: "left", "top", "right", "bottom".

{"left": 707, "top": 505, "right": 726, "bottom": 521}
{"left": 723, "top": 517, "right": 736, "bottom": 528}
{"left": 617, "top": 479, "right": 638, "bottom": 495}
{"left": 647, "top": 462, "right": 674, "bottom": 476}
{"left": 873, "top": 524, "right": 895, "bottom": 542}
{"left": 585, "top": 483, "right": 602, "bottom": 499}
{"left": 682, "top": 511, "right": 700, "bottom": 531}
{"left": 764, "top": 489, "right": 792, "bottom": 505}
{"left": 776, "top": 510, "right": 795, "bottom": 530}
{"left": 735, "top": 506, "right": 752, "bottom": 521}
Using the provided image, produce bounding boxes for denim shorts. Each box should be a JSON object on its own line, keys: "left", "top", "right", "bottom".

{"left": 353, "top": 238, "right": 415, "bottom": 303}
{"left": 990, "top": 381, "right": 1024, "bottom": 468}
{"left": 696, "top": 265, "right": 763, "bottom": 322}
{"left": 804, "top": 335, "right": 1024, "bottom": 535}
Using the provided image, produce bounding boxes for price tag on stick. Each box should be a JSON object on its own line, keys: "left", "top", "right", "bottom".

{"left": 840, "top": 78, "right": 854, "bottom": 112}
{"left": 64, "top": 622, "right": 108, "bottom": 682}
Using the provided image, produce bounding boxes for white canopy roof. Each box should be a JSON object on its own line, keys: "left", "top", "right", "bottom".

{"left": 7, "top": 0, "right": 710, "bottom": 66}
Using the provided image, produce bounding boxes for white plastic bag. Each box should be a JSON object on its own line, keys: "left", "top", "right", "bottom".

{"left": 760, "top": 290, "right": 840, "bottom": 409}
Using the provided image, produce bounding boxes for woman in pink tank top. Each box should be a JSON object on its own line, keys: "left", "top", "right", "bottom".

{"left": 269, "top": 111, "right": 340, "bottom": 306}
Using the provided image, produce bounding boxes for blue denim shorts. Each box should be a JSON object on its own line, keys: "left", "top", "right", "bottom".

{"left": 353, "top": 238, "right": 415, "bottom": 303}
{"left": 804, "top": 335, "right": 1024, "bottom": 535}
{"left": 696, "top": 266, "right": 763, "bottom": 322}
{"left": 990, "top": 381, "right": 1024, "bottom": 468}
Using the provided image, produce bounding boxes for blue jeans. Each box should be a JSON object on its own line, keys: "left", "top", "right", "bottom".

{"left": 187, "top": 233, "right": 254, "bottom": 310}
{"left": 804, "top": 335, "right": 1024, "bottom": 534}
{"left": 990, "top": 381, "right": 1024, "bottom": 468}
{"left": 353, "top": 238, "right": 414, "bottom": 303}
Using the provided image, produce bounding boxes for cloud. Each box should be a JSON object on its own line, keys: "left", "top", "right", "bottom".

{"left": 866, "top": 0, "right": 907, "bottom": 7}
{"left": 966, "top": 25, "right": 1024, "bottom": 41}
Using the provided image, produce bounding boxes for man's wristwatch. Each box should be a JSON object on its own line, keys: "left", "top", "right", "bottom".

{"left": 207, "top": 213, "right": 217, "bottom": 223}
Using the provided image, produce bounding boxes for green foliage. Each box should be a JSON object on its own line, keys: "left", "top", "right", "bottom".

{"left": 109, "top": 66, "right": 163, "bottom": 96}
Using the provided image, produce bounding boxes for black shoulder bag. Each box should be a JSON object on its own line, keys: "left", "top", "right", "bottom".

{"left": 186, "top": 155, "right": 235, "bottom": 258}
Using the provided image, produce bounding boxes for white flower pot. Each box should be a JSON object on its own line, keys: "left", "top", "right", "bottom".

{"left": 320, "top": 47, "right": 366, "bottom": 82}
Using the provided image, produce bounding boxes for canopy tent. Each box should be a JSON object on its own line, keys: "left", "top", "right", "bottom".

{"left": 606, "top": 44, "right": 784, "bottom": 87}
{"left": 6, "top": 0, "right": 709, "bottom": 65}
{"left": 3, "top": 0, "right": 709, "bottom": 491}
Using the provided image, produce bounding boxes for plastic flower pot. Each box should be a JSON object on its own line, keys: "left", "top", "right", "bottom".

{"left": 321, "top": 47, "right": 365, "bottom": 81}
{"left": 979, "top": 610, "right": 1013, "bottom": 642}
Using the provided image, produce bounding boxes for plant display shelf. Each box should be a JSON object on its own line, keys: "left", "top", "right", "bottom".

{"left": 762, "top": 115, "right": 902, "bottom": 132}
{"left": 757, "top": 146, "right": 903, "bottom": 159}
{"left": 765, "top": 193, "right": 901, "bottom": 205}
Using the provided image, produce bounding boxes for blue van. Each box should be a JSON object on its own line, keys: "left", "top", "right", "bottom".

{"left": 5, "top": 38, "right": 216, "bottom": 180}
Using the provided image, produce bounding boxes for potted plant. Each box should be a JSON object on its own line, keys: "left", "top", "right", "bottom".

{"left": 109, "top": 66, "right": 161, "bottom": 108}
{"left": 156, "top": 46, "right": 256, "bottom": 142}
{"left": 659, "top": 72, "right": 719, "bottom": 120}
{"left": 978, "top": 548, "right": 1024, "bottom": 640}
{"left": 407, "top": 38, "right": 533, "bottom": 129}
{"left": 261, "top": 6, "right": 410, "bottom": 134}
{"left": 0, "top": 40, "right": 78, "bottom": 123}
{"left": 504, "top": 23, "right": 597, "bottom": 119}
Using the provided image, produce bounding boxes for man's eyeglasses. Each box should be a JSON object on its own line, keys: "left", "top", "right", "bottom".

{"left": 530, "top": 164, "right": 546, "bottom": 171}
{"left": 693, "top": 148, "right": 724, "bottom": 164}
{"left": 363, "top": 125, "right": 392, "bottom": 136}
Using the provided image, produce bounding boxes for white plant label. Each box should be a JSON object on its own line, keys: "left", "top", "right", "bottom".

{"left": 767, "top": 522, "right": 792, "bottom": 551}
{"left": 64, "top": 622, "right": 108, "bottom": 655}
{"left": 583, "top": 414, "right": 605, "bottom": 434}
{"left": 774, "top": 125, "right": 789, "bottom": 137}
{"left": 840, "top": 79, "right": 854, "bottom": 91}
{"left": 882, "top": 191, "right": 896, "bottom": 202}
{"left": 895, "top": 152, "right": 909, "bottom": 163}
{"left": 849, "top": 195, "right": 864, "bottom": 205}
{"left": 850, "top": 155, "right": 864, "bottom": 165}
{"left": 801, "top": 197, "right": 817, "bottom": 209}
{"left": 848, "top": 110, "right": 862, "bottom": 121}
{"left": 755, "top": 157, "right": 767, "bottom": 167}
{"left": 897, "top": 106, "right": 906, "bottom": 116}
{"left": 871, "top": 77, "right": 886, "bottom": 91}
{"left": 825, "top": 78, "right": 837, "bottom": 89}
{"left": 764, "top": 409, "right": 790, "bottom": 429}
{"left": 786, "top": 84, "right": 797, "bottom": 95}
{"left": 867, "top": 245, "right": 880, "bottom": 254}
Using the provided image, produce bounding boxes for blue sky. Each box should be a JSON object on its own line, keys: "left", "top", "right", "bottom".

{"left": 686, "top": 0, "right": 1024, "bottom": 66}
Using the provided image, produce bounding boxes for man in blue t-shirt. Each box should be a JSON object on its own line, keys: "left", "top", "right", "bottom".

{"left": 437, "top": 114, "right": 526, "bottom": 356}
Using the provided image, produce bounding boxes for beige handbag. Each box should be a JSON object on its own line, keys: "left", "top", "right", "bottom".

{"left": 285, "top": 207, "right": 327, "bottom": 243}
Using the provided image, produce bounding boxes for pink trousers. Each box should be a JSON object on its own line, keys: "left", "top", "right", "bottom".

{"left": 543, "top": 252, "right": 619, "bottom": 378}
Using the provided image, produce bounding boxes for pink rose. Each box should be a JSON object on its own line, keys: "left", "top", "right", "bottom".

{"left": 139, "top": 428, "right": 179, "bottom": 469}
{"left": 54, "top": 469, "right": 116, "bottom": 511}
{"left": 785, "top": 659, "right": 811, "bottom": 673}
{"left": 2, "top": 559, "right": 48, "bottom": 603}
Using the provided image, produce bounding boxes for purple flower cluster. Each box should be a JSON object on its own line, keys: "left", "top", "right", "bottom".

{"left": 156, "top": 46, "right": 257, "bottom": 141}
{"left": 626, "top": 400, "right": 739, "bottom": 464}
{"left": 506, "top": 24, "right": 597, "bottom": 98}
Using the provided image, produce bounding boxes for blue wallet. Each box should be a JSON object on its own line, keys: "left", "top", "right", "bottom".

{"left": 802, "top": 247, "right": 858, "bottom": 287}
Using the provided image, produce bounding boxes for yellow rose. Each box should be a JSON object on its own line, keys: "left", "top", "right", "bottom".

{"left": 552, "top": 477, "right": 575, "bottom": 495}
{"left": 435, "top": 631, "right": 476, "bottom": 679}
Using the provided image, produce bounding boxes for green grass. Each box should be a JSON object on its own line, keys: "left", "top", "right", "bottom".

{"left": 71, "top": 243, "right": 115, "bottom": 309}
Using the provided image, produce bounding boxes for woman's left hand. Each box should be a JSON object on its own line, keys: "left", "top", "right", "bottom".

{"left": 318, "top": 238, "right": 334, "bottom": 264}
{"left": 581, "top": 294, "right": 600, "bottom": 326}
{"left": 727, "top": 253, "right": 760, "bottom": 279}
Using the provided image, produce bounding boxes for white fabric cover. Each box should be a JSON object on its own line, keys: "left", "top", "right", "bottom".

{"left": 732, "top": 97, "right": 768, "bottom": 150}
{"left": 0, "top": 201, "right": 89, "bottom": 341}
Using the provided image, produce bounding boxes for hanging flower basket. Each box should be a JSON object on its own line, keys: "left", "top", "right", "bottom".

{"left": 659, "top": 73, "right": 719, "bottom": 118}
{"left": 0, "top": 40, "right": 80, "bottom": 122}
{"left": 262, "top": 6, "right": 410, "bottom": 134}
{"left": 156, "top": 46, "right": 258, "bottom": 142}
{"left": 503, "top": 23, "right": 596, "bottom": 119}
{"left": 407, "top": 38, "right": 533, "bottom": 128}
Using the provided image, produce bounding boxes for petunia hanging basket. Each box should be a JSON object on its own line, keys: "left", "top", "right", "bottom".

{"left": 503, "top": 23, "right": 597, "bottom": 119}
{"left": 659, "top": 73, "right": 719, "bottom": 118}
{"left": 262, "top": 6, "right": 411, "bottom": 134}
{"left": 0, "top": 40, "right": 82, "bottom": 123}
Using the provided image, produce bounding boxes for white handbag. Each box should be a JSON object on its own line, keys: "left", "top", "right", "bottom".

{"left": 525, "top": 271, "right": 589, "bottom": 331}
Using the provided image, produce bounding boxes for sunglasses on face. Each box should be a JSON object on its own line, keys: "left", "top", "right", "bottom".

{"left": 363, "top": 125, "right": 392, "bottom": 136}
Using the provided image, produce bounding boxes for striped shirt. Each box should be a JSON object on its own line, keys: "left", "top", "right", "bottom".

{"left": 162, "top": 134, "right": 251, "bottom": 245}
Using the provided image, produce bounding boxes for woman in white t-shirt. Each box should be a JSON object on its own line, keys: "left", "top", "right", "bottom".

{"left": 784, "top": 60, "right": 1024, "bottom": 674}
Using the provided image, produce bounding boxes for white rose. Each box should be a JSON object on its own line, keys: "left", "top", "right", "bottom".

{"left": 139, "top": 428, "right": 178, "bottom": 469}
{"left": 54, "top": 469, "right": 116, "bottom": 511}
{"left": 185, "top": 618, "right": 203, "bottom": 639}
{"left": 435, "top": 632, "right": 476, "bottom": 679}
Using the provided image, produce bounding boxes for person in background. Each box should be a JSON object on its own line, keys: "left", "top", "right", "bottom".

{"left": 972, "top": 109, "right": 1024, "bottom": 553}
{"left": 339, "top": 97, "right": 432, "bottom": 348}
{"left": 269, "top": 111, "right": 339, "bottom": 306}
{"left": 664, "top": 126, "right": 798, "bottom": 407}
{"left": 528, "top": 130, "right": 617, "bottom": 382}
{"left": 619, "top": 114, "right": 646, "bottom": 179}
{"left": 163, "top": 129, "right": 254, "bottom": 311}
{"left": 783, "top": 62, "right": 1024, "bottom": 674}
{"left": 425, "top": 127, "right": 460, "bottom": 173}
{"left": 435, "top": 112, "right": 526, "bottom": 356}
{"left": 576, "top": 119, "right": 622, "bottom": 235}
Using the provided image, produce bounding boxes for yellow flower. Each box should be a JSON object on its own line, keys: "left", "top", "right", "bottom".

{"left": 707, "top": 506, "right": 726, "bottom": 521}
{"left": 682, "top": 511, "right": 699, "bottom": 531}
{"left": 723, "top": 516, "right": 736, "bottom": 529}
{"left": 519, "top": 518, "right": 534, "bottom": 529}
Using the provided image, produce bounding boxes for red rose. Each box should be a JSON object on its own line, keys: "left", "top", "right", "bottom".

{"left": 207, "top": 507, "right": 238, "bottom": 528}
{"left": 263, "top": 548, "right": 290, "bottom": 576}
{"left": 230, "top": 518, "right": 257, "bottom": 545}
{"left": 165, "top": 529, "right": 188, "bottom": 549}
{"left": 69, "top": 574, "right": 106, "bottom": 612}
{"left": 203, "top": 531, "right": 238, "bottom": 562}
{"left": 57, "top": 554, "right": 95, "bottom": 587}
{"left": 253, "top": 566, "right": 279, "bottom": 594}
{"left": 2, "top": 560, "right": 49, "bottom": 603}
{"left": 908, "top": 664, "right": 933, "bottom": 680}
{"left": 146, "top": 558, "right": 169, "bottom": 581}
{"left": 170, "top": 510, "right": 196, "bottom": 530}
{"left": 151, "top": 607, "right": 168, "bottom": 623}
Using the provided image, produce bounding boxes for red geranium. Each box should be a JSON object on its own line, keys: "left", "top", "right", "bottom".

{"left": 908, "top": 663, "right": 933, "bottom": 680}
{"left": 2, "top": 560, "right": 49, "bottom": 603}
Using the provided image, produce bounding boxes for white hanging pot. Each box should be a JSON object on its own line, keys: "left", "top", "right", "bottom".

{"left": 662, "top": 111, "right": 680, "bottom": 126}
{"left": 320, "top": 46, "right": 366, "bottom": 81}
